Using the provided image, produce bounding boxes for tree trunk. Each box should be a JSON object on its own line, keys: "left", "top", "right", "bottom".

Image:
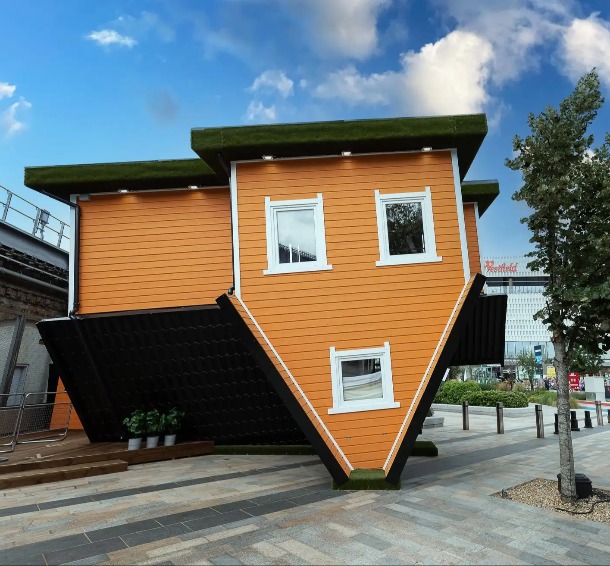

{"left": 554, "top": 333, "right": 577, "bottom": 502}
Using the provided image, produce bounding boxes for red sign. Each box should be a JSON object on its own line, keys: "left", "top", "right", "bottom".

{"left": 484, "top": 260, "right": 518, "bottom": 274}
{"left": 569, "top": 372, "right": 580, "bottom": 391}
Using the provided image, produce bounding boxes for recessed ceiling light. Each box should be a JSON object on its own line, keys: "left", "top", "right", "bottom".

{"left": 262, "top": 155, "right": 274, "bottom": 160}
{"left": 422, "top": 146, "right": 433, "bottom": 152}
{"left": 341, "top": 151, "right": 352, "bottom": 156}
{"left": 117, "top": 189, "right": 129, "bottom": 193}
{"left": 188, "top": 185, "right": 200, "bottom": 189}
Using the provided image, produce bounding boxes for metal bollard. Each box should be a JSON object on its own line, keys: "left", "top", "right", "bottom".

{"left": 584, "top": 411, "right": 593, "bottom": 429}
{"left": 554, "top": 413, "right": 559, "bottom": 434}
{"left": 462, "top": 400, "right": 469, "bottom": 431}
{"left": 535, "top": 404, "right": 544, "bottom": 438}
{"left": 496, "top": 402, "right": 504, "bottom": 434}
{"left": 595, "top": 401, "right": 603, "bottom": 426}
{"left": 570, "top": 410, "right": 580, "bottom": 431}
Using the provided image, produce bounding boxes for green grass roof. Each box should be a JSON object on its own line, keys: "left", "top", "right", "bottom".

{"left": 191, "top": 114, "right": 487, "bottom": 180}
{"left": 24, "top": 158, "right": 227, "bottom": 200}
{"left": 461, "top": 179, "right": 500, "bottom": 216}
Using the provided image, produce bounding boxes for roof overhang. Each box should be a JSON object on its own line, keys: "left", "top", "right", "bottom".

{"left": 191, "top": 114, "right": 488, "bottom": 181}
{"left": 24, "top": 159, "right": 227, "bottom": 201}
{"left": 461, "top": 179, "right": 500, "bottom": 216}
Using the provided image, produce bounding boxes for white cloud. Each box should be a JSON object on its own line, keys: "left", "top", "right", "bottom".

{"left": 1, "top": 97, "right": 32, "bottom": 136}
{"left": 292, "top": 0, "right": 391, "bottom": 59}
{"left": 249, "top": 70, "right": 294, "bottom": 98}
{"left": 314, "top": 30, "right": 494, "bottom": 116}
{"left": 245, "top": 101, "right": 277, "bottom": 123}
{"left": 559, "top": 14, "right": 610, "bottom": 86}
{"left": 86, "top": 29, "right": 137, "bottom": 48}
{"left": 0, "top": 82, "right": 16, "bottom": 100}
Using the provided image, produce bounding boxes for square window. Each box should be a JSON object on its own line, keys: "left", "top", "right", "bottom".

{"left": 328, "top": 342, "right": 400, "bottom": 414}
{"left": 264, "top": 194, "right": 332, "bottom": 275}
{"left": 375, "top": 188, "right": 442, "bottom": 266}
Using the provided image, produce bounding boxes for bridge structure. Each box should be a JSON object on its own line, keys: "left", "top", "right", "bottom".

{"left": 0, "top": 186, "right": 68, "bottom": 402}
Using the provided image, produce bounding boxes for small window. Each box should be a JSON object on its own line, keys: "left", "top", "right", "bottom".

{"left": 375, "top": 187, "right": 442, "bottom": 266}
{"left": 264, "top": 194, "right": 332, "bottom": 275}
{"left": 328, "top": 342, "right": 399, "bottom": 414}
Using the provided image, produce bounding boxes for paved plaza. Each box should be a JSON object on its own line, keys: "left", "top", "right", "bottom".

{"left": 1, "top": 405, "right": 609, "bottom": 565}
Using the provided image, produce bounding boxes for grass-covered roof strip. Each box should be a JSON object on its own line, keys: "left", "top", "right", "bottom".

{"left": 24, "top": 158, "right": 227, "bottom": 200}
{"left": 191, "top": 113, "right": 487, "bottom": 180}
{"left": 461, "top": 179, "right": 500, "bottom": 216}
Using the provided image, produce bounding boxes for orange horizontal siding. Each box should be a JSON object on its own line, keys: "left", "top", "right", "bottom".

{"left": 236, "top": 151, "right": 467, "bottom": 471}
{"left": 78, "top": 189, "right": 233, "bottom": 315}
{"left": 463, "top": 203, "right": 481, "bottom": 275}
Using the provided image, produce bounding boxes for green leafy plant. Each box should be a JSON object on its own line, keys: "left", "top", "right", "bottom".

{"left": 462, "top": 391, "right": 529, "bottom": 408}
{"left": 145, "top": 409, "right": 162, "bottom": 436}
{"left": 528, "top": 391, "right": 581, "bottom": 409}
{"left": 122, "top": 410, "right": 146, "bottom": 438}
{"left": 161, "top": 407, "right": 185, "bottom": 435}
{"left": 434, "top": 381, "right": 481, "bottom": 404}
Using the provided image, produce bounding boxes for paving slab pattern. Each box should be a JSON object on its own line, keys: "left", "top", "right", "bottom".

{"left": 1, "top": 407, "right": 609, "bottom": 565}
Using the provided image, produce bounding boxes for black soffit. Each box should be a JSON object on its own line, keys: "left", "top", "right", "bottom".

{"left": 37, "top": 306, "right": 307, "bottom": 445}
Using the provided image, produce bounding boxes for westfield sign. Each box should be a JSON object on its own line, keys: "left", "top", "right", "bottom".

{"left": 484, "top": 260, "right": 518, "bottom": 274}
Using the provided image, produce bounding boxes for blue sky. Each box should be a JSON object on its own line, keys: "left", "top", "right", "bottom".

{"left": 1, "top": 0, "right": 610, "bottom": 258}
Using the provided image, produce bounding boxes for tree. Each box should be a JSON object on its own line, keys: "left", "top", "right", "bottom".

{"left": 506, "top": 70, "right": 610, "bottom": 502}
{"left": 569, "top": 345, "right": 604, "bottom": 375}
{"left": 516, "top": 350, "right": 537, "bottom": 391}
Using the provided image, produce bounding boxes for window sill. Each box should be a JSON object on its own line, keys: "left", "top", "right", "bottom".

{"left": 328, "top": 401, "right": 400, "bottom": 415}
{"left": 263, "top": 264, "right": 333, "bottom": 276}
{"left": 376, "top": 255, "right": 442, "bottom": 267}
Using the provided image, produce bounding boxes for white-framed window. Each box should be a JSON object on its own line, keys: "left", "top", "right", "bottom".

{"left": 264, "top": 194, "right": 332, "bottom": 275}
{"left": 375, "top": 187, "right": 442, "bottom": 266}
{"left": 328, "top": 342, "right": 400, "bottom": 414}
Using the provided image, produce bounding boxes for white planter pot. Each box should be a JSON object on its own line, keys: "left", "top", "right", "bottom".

{"left": 146, "top": 435, "right": 159, "bottom": 448}
{"left": 127, "top": 438, "right": 142, "bottom": 450}
{"left": 164, "top": 434, "right": 177, "bottom": 446}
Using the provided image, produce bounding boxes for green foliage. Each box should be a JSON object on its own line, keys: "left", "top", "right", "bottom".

{"left": 506, "top": 69, "right": 610, "bottom": 359}
{"left": 462, "top": 390, "right": 529, "bottom": 408}
{"left": 517, "top": 350, "right": 538, "bottom": 390}
{"left": 122, "top": 410, "right": 146, "bottom": 437}
{"left": 145, "top": 409, "right": 162, "bottom": 435}
{"left": 434, "top": 381, "right": 481, "bottom": 404}
{"left": 161, "top": 407, "right": 185, "bottom": 434}
{"left": 569, "top": 345, "right": 604, "bottom": 375}
{"left": 529, "top": 391, "right": 581, "bottom": 408}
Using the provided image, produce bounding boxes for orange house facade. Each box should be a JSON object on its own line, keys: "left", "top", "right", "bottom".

{"left": 26, "top": 114, "right": 506, "bottom": 488}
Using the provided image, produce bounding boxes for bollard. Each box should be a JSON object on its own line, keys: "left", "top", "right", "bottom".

{"left": 462, "top": 400, "right": 469, "bottom": 431}
{"left": 554, "top": 413, "right": 559, "bottom": 434}
{"left": 584, "top": 411, "right": 593, "bottom": 429}
{"left": 595, "top": 401, "right": 603, "bottom": 426}
{"left": 607, "top": 408, "right": 610, "bottom": 424}
{"left": 496, "top": 402, "right": 504, "bottom": 434}
{"left": 570, "top": 410, "right": 580, "bottom": 431}
{"left": 535, "top": 404, "right": 544, "bottom": 438}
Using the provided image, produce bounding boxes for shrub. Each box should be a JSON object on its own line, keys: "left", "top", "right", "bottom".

{"left": 434, "top": 381, "right": 481, "bottom": 404}
{"left": 462, "top": 390, "right": 529, "bottom": 408}
{"left": 528, "top": 391, "right": 581, "bottom": 408}
{"left": 479, "top": 382, "right": 497, "bottom": 391}
{"left": 570, "top": 392, "right": 586, "bottom": 400}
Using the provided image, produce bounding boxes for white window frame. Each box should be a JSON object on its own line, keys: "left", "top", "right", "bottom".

{"left": 328, "top": 342, "right": 400, "bottom": 415}
{"left": 264, "top": 193, "right": 332, "bottom": 275}
{"left": 375, "top": 187, "right": 442, "bottom": 267}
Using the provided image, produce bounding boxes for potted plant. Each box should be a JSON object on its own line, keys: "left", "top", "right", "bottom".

{"left": 145, "top": 409, "right": 162, "bottom": 448}
{"left": 161, "top": 407, "right": 185, "bottom": 446}
{"left": 122, "top": 410, "right": 146, "bottom": 450}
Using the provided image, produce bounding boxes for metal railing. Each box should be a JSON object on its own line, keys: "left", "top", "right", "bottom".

{"left": 0, "top": 185, "right": 70, "bottom": 250}
{"left": 0, "top": 391, "right": 72, "bottom": 460}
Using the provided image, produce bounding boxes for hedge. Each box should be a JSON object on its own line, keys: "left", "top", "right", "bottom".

{"left": 528, "top": 391, "right": 581, "bottom": 409}
{"left": 462, "top": 390, "right": 529, "bottom": 408}
{"left": 434, "top": 381, "right": 481, "bottom": 404}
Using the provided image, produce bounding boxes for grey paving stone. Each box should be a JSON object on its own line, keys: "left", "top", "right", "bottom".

{"left": 352, "top": 533, "right": 392, "bottom": 551}
{"left": 43, "top": 538, "right": 127, "bottom": 566}
{"left": 0, "top": 553, "right": 46, "bottom": 565}
{"left": 516, "top": 550, "right": 563, "bottom": 565}
{"left": 184, "top": 509, "right": 253, "bottom": 531}
{"left": 121, "top": 523, "right": 191, "bottom": 547}
{"left": 373, "top": 506, "right": 442, "bottom": 531}
{"left": 137, "top": 482, "right": 179, "bottom": 494}
{"left": 246, "top": 499, "right": 297, "bottom": 516}
{"left": 287, "top": 490, "right": 345, "bottom": 505}
{"left": 393, "top": 499, "right": 465, "bottom": 521}
{"left": 248, "top": 483, "right": 327, "bottom": 505}
{"left": 209, "top": 553, "right": 243, "bottom": 565}
{"left": 86, "top": 518, "right": 162, "bottom": 542}
{"left": 157, "top": 506, "right": 220, "bottom": 526}
{"left": 0, "top": 503, "right": 39, "bottom": 517}
{"left": 0, "top": 534, "right": 90, "bottom": 563}
{"left": 91, "top": 487, "right": 143, "bottom": 501}
{"left": 38, "top": 495, "right": 96, "bottom": 510}
{"left": 64, "top": 553, "right": 109, "bottom": 565}
{"left": 211, "top": 499, "right": 259, "bottom": 513}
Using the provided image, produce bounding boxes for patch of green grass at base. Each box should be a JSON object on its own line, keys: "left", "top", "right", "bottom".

{"left": 333, "top": 469, "right": 400, "bottom": 490}
{"left": 213, "top": 445, "right": 316, "bottom": 455}
{"left": 412, "top": 440, "right": 438, "bottom": 457}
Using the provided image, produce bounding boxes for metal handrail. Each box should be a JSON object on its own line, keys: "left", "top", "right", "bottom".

{"left": 0, "top": 393, "right": 25, "bottom": 455}
{"left": 16, "top": 391, "right": 72, "bottom": 444}
{"left": 0, "top": 185, "right": 70, "bottom": 250}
